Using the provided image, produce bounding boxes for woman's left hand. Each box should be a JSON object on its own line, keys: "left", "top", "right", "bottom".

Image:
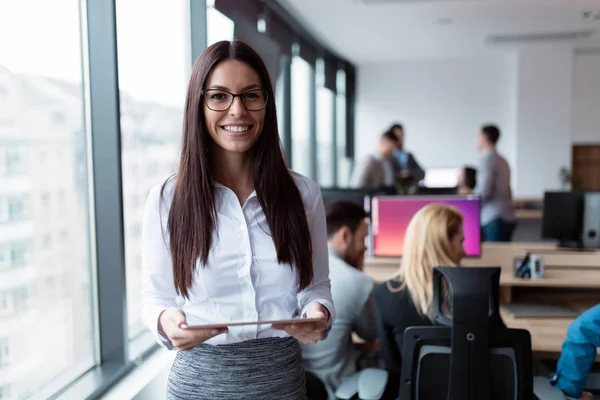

{"left": 272, "top": 302, "right": 330, "bottom": 344}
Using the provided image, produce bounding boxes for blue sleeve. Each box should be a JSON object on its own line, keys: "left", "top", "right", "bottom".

{"left": 552, "top": 304, "right": 600, "bottom": 398}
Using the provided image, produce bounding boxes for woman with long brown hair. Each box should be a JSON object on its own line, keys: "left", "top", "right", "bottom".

{"left": 140, "top": 40, "right": 334, "bottom": 399}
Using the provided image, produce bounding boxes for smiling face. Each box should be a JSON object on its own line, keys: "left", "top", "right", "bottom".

{"left": 203, "top": 59, "right": 266, "bottom": 154}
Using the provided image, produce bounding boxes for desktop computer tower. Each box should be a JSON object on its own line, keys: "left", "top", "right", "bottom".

{"left": 583, "top": 192, "right": 600, "bottom": 249}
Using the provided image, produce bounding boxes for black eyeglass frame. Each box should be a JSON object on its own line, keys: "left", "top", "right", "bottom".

{"left": 201, "top": 88, "right": 269, "bottom": 111}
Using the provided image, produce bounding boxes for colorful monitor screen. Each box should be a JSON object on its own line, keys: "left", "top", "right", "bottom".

{"left": 371, "top": 196, "right": 481, "bottom": 257}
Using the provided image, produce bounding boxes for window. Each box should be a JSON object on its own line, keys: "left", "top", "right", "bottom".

{"left": 291, "top": 56, "right": 313, "bottom": 177}
{"left": 275, "top": 60, "right": 287, "bottom": 154}
{"left": 0, "top": 337, "right": 9, "bottom": 368}
{"left": 0, "top": 248, "right": 6, "bottom": 270}
{"left": 43, "top": 234, "right": 52, "bottom": 249}
{"left": 0, "top": 385, "right": 9, "bottom": 400}
{"left": 336, "top": 69, "right": 351, "bottom": 187}
{"left": 0, "top": 1, "right": 96, "bottom": 399}
{"left": 206, "top": 2, "right": 234, "bottom": 46}
{"left": 10, "top": 242, "right": 28, "bottom": 267}
{"left": 116, "top": 0, "right": 189, "bottom": 347}
{"left": 40, "top": 192, "right": 50, "bottom": 215}
{"left": 5, "top": 148, "right": 24, "bottom": 176}
{"left": 0, "top": 292, "right": 8, "bottom": 316}
{"left": 316, "top": 59, "right": 335, "bottom": 186}
{"left": 0, "top": 242, "right": 27, "bottom": 272}
{"left": 7, "top": 195, "right": 29, "bottom": 221}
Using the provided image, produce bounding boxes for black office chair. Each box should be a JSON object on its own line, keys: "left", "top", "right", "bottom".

{"left": 397, "top": 267, "right": 534, "bottom": 400}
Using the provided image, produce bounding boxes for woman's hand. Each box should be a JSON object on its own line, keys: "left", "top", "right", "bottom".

{"left": 272, "top": 302, "right": 330, "bottom": 344}
{"left": 158, "top": 308, "right": 228, "bottom": 351}
{"left": 580, "top": 391, "right": 594, "bottom": 400}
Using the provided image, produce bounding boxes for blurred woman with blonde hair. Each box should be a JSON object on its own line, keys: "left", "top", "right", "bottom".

{"left": 371, "top": 204, "right": 466, "bottom": 383}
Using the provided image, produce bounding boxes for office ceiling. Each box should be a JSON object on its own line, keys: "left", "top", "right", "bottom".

{"left": 276, "top": 0, "right": 600, "bottom": 62}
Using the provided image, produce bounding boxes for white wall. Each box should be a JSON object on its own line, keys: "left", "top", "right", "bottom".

{"left": 356, "top": 56, "right": 517, "bottom": 173}
{"left": 355, "top": 49, "right": 594, "bottom": 198}
{"left": 572, "top": 52, "right": 600, "bottom": 144}
{"left": 513, "top": 50, "right": 573, "bottom": 198}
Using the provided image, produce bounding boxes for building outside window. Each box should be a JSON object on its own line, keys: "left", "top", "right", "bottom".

{"left": 0, "top": 0, "right": 96, "bottom": 397}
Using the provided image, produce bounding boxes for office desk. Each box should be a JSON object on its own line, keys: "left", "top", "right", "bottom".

{"left": 362, "top": 242, "right": 600, "bottom": 359}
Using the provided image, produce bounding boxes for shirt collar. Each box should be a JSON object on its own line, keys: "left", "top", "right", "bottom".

{"left": 214, "top": 181, "right": 257, "bottom": 200}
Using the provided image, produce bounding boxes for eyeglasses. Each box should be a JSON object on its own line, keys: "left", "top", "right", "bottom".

{"left": 201, "top": 89, "right": 268, "bottom": 112}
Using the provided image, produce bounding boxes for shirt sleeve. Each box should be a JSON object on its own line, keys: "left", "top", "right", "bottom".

{"left": 353, "top": 290, "right": 378, "bottom": 342}
{"left": 552, "top": 305, "right": 600, "bottom": 398}
{"left": 349, "top": 157, "right": 372, "bottom": 188}
{"left": 140, "top": 185, "right": 178, "bottom": 350}
{"left": 297, "top": 186, "right": 336, "bottom": 329}
{"left": 474, "top": 154, "right": 495, "bottom": 201}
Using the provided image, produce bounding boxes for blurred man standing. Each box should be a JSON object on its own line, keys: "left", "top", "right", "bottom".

{"left": 350, "top": 131, "right": 400, "bottom": 190}
{"left": 389, "top": 123, "right": 424, "bottom": 188}
{"left": 474, "top": 124, "right": 516, "bottom": 241}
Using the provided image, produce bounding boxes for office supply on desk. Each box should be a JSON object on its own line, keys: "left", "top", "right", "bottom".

{"left": 514, "top": 251, "right": 545, "bottom": 279}
{"left": 501, "top": 303, "right": 579, "bottom": 319}
{"left": 371, "top": 195, "right": 481, "bottom": 257}
{"left": 398, "top": 267, "right": 533, "bottom": 400}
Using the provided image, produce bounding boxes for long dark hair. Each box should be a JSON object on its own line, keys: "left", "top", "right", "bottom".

{"left": 162, "top": 40, "right": 313, "bottom": 298}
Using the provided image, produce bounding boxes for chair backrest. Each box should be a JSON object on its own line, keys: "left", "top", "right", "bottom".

{"left": 397, "top": 267, "right": 533, "bottom": 400}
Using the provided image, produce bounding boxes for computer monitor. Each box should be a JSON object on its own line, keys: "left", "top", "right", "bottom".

{"left": 541, "top": 191, "right": 584, "bottom": 248}
{"left": 319, "top": 187, "right": 396, "bottom": 210}
{"left": 371, "top": 195, "right": 481, "bottom": 257}
{"left": 421, "top": 168, "right": 460, "bottom": 188}
{"left": 320, "top": 188, "right": 372, "bottom": 210}
{"left": 416, "top": 186, "right": 457, "bottom": 196}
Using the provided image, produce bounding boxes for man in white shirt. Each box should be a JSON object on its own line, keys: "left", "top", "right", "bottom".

{"left": 302, "top": 200, "right": 377, "bottom": 399}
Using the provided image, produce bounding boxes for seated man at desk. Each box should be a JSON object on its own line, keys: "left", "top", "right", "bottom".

{"left": 372, "top": 204, "right": 466, "bottom": 392}
{"left": 457, "top": 166, "right": 477, "bottom": 195}
{"left": 301, "top": 200, "right": 377, "bottom": 399}
{"left": 551, "top": 304, "right": 600, "bottom": 400}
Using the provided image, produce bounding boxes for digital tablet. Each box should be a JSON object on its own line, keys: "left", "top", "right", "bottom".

{"left": 181, "top": 317, "right": 324, "bottom": 330}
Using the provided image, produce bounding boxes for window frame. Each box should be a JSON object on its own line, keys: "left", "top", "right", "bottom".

{"left": 43, "top": 0, "right": 205, "bottom": 398}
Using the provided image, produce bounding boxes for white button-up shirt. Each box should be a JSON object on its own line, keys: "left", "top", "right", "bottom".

{"left": 141, "top": 172, "right": 335, "bottom": 349}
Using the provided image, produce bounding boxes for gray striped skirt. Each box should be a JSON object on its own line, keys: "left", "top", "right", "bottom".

{"left": 167, "top": 337, "right": 306, "bottom": 400}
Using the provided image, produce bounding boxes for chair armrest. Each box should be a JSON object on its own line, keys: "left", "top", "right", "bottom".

{"left": 335, "top": 372, "right": 360, "bottom": 400}
{"left": 533, "top": 376, "right": 567, "bottom": 400}
{"left": 358, "top": 368, "right": 389, "bottom": 400}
